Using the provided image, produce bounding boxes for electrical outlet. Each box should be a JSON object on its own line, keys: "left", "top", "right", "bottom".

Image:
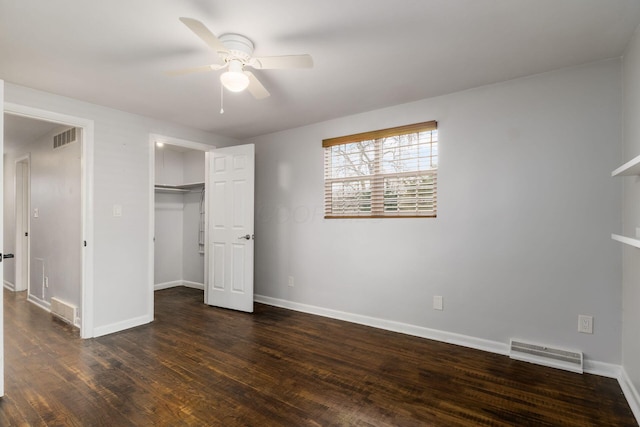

{"left": 578, "top": 315, "right": 593, "bottom": 334}
{"left": 433, "top": 295, "right": 443, "bottom": 311}
{"left": 44, "top": 276, "right": 49, "bottom": 288}
{"left": 288, "top": 276, "right": 294, "bottom": 287}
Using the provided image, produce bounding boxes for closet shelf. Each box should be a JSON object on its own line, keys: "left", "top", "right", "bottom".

{"left": 155, "top": 182, "right": 204, "bottom": 193}
{"left": 612, "top": 154, "right": 640, "bottom": 176}
{"left": 611, "top": 233, "right": 640, "bottom": 249}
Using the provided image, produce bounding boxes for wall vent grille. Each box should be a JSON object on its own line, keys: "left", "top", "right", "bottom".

{"left": 53, "top": 127, "right": 77, "bottom": 149}
{"left": 509, "top": 339, "right": 583, "bottom": 374}
{"left": 51, "top": 297, "right": 77, "bottom": 326}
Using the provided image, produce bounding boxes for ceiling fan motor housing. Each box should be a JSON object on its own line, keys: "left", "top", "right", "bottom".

{"left": 219, "top": 34, "right": 254, "bottom": 63}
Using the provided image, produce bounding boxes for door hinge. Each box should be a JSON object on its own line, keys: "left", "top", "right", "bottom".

{"left": 25, "top": 232, "right": 28, "bottom": 237}
{"left": 84, "top": 241, "right": 87, "bottom": 247}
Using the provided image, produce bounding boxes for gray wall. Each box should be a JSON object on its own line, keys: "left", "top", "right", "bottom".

{"left": 154, "top": 193, "right": 183, "bottom": 285}
{"left": 4, "top": 126, "right": 81, "bottom": 313}
{"left": 248, "top": 59, "right": 623, "bottom": 364}
{"left": 622, "top": 24, "right": 640, "bottom": 402}
{"left": 182, "top": 150, "right": 206, "bottom": 284}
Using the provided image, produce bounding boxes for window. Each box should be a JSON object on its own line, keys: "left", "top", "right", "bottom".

{"left": 323, "top": 121, "right": 438, "bottom": 218}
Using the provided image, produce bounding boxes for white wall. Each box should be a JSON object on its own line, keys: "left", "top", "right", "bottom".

{"left": 183, "top": 150, "right": 205, "bottom": 184}
{"left": 622, "top": 24, "right": 640, "bottom": 410}
{"left": 4, "top": 83, "right": 237, "bottom": 336}
{"left": 182, "top": 150, "right": 205, "bottom": 284}
{"left": 155, "top": 147, "right": 185, "bottom": 284}
{"left": 4, "top": 126, "right": 81, "bottom": 317}
{"left": 154, "top": 193, "right": 183, "bottom": 285}
{"left": 248, "top": 59, "right": 623, "bottom": 364}
{"left": 25, "top": 127, "right": 80, "bottom": 311}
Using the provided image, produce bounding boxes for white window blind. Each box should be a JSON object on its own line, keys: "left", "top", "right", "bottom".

{"left": 323, "top": 121, "right": 438, "bottom": 218}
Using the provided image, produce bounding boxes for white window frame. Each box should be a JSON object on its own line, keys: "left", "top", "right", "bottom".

{"left": 323, "top": 121, "right": 438, "bottom": 218}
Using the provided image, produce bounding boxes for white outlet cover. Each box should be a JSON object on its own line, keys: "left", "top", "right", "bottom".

{"left": 578, "top": 315, "right": 593, "bottom": 334}
{"left": 433, "top": 296, "right": 443, "bottom": 311}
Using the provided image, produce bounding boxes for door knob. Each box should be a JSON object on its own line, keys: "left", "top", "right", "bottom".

{"left": 238, "top": 234, "right": 251, "bottom": 240}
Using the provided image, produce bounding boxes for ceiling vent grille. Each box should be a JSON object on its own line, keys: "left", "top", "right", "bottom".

{"left": 53, "top": 127, "right": 77, "bottom": 149}
{"left": 509, "top": 339, "right": 583, "bottom": 373}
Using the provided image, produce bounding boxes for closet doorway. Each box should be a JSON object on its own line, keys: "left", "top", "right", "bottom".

{"left": 148, "top": 135, "right": 255, "bottom": 317}
{"left": 149, "top": 135, "right": 213, "bottom": 315}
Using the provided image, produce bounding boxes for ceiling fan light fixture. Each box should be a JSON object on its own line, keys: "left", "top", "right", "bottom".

{"left": 220, "top": 59, "right": 249, "bottom": 92}
{"left": 220, "top": 70, "right": 250, "bottom": 92}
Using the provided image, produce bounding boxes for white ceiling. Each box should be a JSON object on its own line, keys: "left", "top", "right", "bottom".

{"left": 1, "top": 0, "right": 640, "bottom": 140}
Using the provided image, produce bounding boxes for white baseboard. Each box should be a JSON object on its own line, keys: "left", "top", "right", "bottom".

{"left": 27, "top": 294, "right": 51, "bottom": 312}
{"left": 3, "top": 280, "right": 15, "bottom": 291}
{"left": 93, "top": 314, "right": 151, "bottom": 338}
{"left": 182, "top": 281, "right": 204, "bottom": 290}
{"left": 154, "top": 280, "right": 182, "bottom": 291}
{"left": 93, "top": 281, "right": 203, "bottom": 338}
{"left": 583, "top": 360, "right": 621, "bottom": 379}
{"left": 254, "top": 294, "right": 509, "bottom": 356}
{"left": 619, "top": 367, "right": 640, "bottom": 423}
{"left": 154, "top": 280, "right": 204, "bottom": 291}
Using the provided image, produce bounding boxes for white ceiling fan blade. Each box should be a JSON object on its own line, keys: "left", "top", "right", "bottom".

{"left": 166, "top": 63, "right": 227, "bottom": 76}
{"left": 245, "top": 71, "right": 270, "bottom": 99}
{"left": 179, "top": 17, "right": 229, "bottom": 56}
{"left": 249, "top": 54, "right": 313, "bottom": 70}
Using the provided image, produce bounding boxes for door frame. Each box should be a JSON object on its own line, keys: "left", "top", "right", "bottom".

{"left": 14, "top": 154, "right": 30, "bottom": 292}
{"left": 147, "top": 134, "right": 215, "bottom": 319}
{"left": 4, "top": 103, "right": 95, "bottom": 338}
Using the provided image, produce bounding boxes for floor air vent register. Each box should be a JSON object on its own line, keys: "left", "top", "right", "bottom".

{"left": 509, "top": 339, "right": 583, "bottom": 374}
{"left": 51, "top": 297, "right": 77, "bottom": 326}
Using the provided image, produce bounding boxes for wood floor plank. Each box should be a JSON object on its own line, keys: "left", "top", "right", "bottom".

{"left": 1, "top": 287, "right": 637, "bottom": 426}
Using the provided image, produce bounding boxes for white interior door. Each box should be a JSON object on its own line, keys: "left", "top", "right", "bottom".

{"left": 0, "top": 79, "right": 6, "bottom": 396}
{"left": 206, "top": 144, "right": 254, "bottom": 312}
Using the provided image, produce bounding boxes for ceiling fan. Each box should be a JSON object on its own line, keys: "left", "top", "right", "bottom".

{"left": 171, "top": 17, "right": 314, "bottom": 100}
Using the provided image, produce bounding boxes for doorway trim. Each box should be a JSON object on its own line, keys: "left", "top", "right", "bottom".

{"left": 147, "top": 134, "right": 215, "bottom": 321}
{"left": 4, "top": 102, "right": 95, "bottom": 339}
{"left": 14, "top": 154, "right": 30, "bottom": 293}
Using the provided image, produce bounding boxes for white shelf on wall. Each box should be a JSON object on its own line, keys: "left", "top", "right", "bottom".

{"left": 611, "top": 156, "right": 640, "bottom": 249}
{"left": 155, "top": 182, "right": 204, "bottom": 193}
{"left": 612, "top": 154, "right": 640, "bottom": 177}
{"left": 612, "top": 234, "right": 640, "bottom": 249}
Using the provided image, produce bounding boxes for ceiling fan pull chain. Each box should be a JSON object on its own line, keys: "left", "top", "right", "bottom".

{"left": 220, "top": 84, "right": 224, "bottom": 114}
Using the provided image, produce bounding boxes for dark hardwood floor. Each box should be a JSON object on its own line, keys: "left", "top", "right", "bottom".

{"left": 0, "top": 287, "right": 636, "bottom": 426}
